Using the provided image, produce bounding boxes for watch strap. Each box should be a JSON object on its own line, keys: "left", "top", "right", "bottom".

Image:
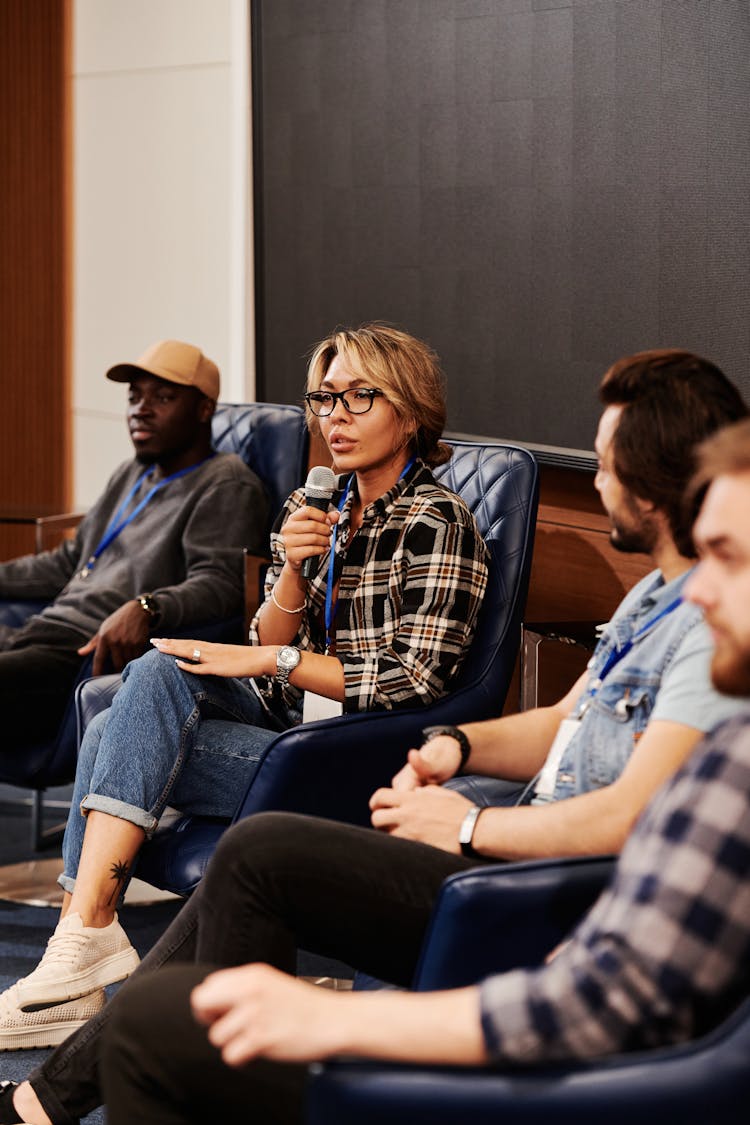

{"left": 275, "top": 646, "right": 301, "bottom": 688}
{"left": 137, "top": 593, "right": 160, "bottom": 625}
{"left": 421, "top": 724, "right": 471, "bottom": 774}
{"left": 459, "top": 804, "right": 486, "bottom": 858}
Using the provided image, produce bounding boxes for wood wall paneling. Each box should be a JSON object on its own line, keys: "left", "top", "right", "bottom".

{"left": 0, "top": 0, "right": 70, "bottom": 561}
{"left": 510, "top": 464, "right": 651, "bottom": 711}
{"left": 528, "top": 465, "right": 651, "bottom": 624}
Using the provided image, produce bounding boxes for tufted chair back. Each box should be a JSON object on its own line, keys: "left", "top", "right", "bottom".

{"left": 432, "top": 441, "right": 538, "bottom": 715}
{"left": 210, "top": 402, "right": 308, "bottom": 535}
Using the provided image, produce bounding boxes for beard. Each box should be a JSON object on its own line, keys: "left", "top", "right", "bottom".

{"left": 609, "top": 516, "right": 658, "bottom": 556}
{"left": 710, "top": 636, "right": 750, "bottom": 697}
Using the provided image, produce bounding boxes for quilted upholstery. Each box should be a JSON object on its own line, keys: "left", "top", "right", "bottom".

{"left": 210, "top": 401, "right": 307, "bottom": 521}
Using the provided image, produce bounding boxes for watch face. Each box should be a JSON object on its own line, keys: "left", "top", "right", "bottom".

{"left": 278, "top": 646, "right": 301, "bottom": 671}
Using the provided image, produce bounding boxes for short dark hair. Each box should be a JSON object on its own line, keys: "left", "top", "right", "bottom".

{"left": 599, "top": 349, "right": 747, "bottom": 557}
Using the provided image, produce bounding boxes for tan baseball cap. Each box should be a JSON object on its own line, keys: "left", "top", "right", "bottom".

{"left": 106, "top": 339, "right": 220, "bottom": 401}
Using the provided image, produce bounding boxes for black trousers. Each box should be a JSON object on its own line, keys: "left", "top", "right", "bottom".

{"left": 101, "top": 965, "right": 308, "bottom": 1125}
{"left": 31, "top": 812, "right": 478, "bottom": 1125}
{"left": 0, "top": 618, "right": 85, "bottom": 747}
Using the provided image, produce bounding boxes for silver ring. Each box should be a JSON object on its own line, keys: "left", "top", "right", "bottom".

{"left": 192, "top": 648, "right": 201, "bottom": 661}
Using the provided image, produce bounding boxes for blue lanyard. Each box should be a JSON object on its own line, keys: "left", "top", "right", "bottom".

{"left": 586, "top": 594, "right": 683, "bottom": 696}
{"left": 78, "top": 455, "right": 214, "bottom": 580}
{"left": 323, "top": 458, "right": 415, "bottom": 654}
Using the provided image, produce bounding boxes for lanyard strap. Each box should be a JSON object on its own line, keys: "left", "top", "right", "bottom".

{"left": 587, "top": 594, "right": 683, "bottom": 694}
{"left": 323, "top": 458, "right": 415, "bottom": 654}
{"left": 79, "top": 454, "right": 215, "bottom": 579}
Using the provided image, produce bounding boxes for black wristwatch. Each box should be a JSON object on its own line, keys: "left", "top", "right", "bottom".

{"left": 421, "top": 725, "right": 471, "bottom": 775}
{"left": 458, "top": 804, "right": 486, "bottom": 858}
{"left": 137, "top": 593, "right": 161, "bottom": 627}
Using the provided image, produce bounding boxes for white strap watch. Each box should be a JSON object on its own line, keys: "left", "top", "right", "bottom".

{"left": 458, "top": 805, "right": 485, "bottom": 858}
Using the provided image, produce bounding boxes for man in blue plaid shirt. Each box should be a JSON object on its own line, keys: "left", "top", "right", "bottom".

{"left": 51, "top": 416, "right": 747, "bottom": 1125}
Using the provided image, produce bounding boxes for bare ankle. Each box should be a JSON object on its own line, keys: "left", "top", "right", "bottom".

{"left": 14, "top": 1081, "right": 54, "bottom": 1125}
{"left": 67, "top": 906, "right": 116, "bottom": 929}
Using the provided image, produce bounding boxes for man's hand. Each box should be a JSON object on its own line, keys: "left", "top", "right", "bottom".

{"left": 192, "top": 963, "right": 489, "bottom": 1069}
{"left": 369, "top": 784, "right": 474, "bottom": 853}
{"left": 78, "top": 600, "right": 151, "bottom": 675}
{"left": 192, "top": 963, "right": 341, "bottom": 1067}
{"left": 390, "top": 735, "right": 464, "bottom": 791}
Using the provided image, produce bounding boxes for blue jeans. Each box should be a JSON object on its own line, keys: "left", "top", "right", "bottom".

{"left": 60, "top": 648, "right": 298, "bottom": 893}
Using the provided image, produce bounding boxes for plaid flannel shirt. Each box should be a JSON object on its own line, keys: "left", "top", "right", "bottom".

{"left": 481, "top": 711, "right": 750, "bottom": 1061}
{"left": 249, "top": 460, "right": 488, "bottom": 712}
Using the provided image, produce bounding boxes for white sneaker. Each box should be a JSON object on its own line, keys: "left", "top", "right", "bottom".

{"left": 0, "top": 983, "right": 106, "bottom": 1050}
{"left": 15, "top": 912, "right": 140, "bottom": 1011}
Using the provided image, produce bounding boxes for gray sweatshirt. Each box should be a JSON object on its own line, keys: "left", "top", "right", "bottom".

{"left": 0, "top": 452, "right": 268, "bottom": 640}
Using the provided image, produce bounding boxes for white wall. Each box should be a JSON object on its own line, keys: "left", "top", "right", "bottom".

{"left": 72, "top": 0, "right": 253, "bottom": 508}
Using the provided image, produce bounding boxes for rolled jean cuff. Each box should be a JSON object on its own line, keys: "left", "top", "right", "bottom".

{"left": 79, "top": 793, "right": 159, "bottom": 837}
{"left": 57, "top": 872, "right": 77, "bottom": 895}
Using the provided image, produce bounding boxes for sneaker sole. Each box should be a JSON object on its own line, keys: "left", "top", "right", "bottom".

{"left": 0, "top": 1017, "right": 91, "bottom": 1051}
{"left": 16, "top": 946, "right": 140, "bottom": 1011}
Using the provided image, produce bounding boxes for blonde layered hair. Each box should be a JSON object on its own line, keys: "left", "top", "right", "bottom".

{"left": 305, "top": 322, "right": 451, "bottom": 468}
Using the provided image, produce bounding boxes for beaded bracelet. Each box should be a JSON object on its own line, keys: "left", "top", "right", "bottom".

{"left": 271, "top": 586, "right": 306, "bottom": 614}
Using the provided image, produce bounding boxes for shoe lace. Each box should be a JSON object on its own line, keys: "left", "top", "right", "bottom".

{"left": 36, "top": 928, "right": 89, "bottom": 968}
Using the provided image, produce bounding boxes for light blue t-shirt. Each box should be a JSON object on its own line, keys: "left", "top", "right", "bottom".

{"left": 543, "top": 568, "right": 746, "bottom": 802}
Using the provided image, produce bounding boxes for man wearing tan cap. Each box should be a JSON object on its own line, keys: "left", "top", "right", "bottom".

{"left": 0, "top": 339, "right": 267, "bottom": 754}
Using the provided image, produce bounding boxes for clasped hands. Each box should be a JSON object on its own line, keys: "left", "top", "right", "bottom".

{"left": 369, "top": 733, "right": 474, "bottom": 855}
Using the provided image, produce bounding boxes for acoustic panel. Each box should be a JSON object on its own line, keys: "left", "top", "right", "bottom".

{"left": 252, "top": 0, "right": 750, "bottom": 463}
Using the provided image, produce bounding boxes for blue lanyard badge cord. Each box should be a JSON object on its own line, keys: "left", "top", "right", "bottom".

{"left": 78, "top": 455, "right": 215, "bottom": 580}
{"left": 582, "top": 594, "right": 684, "bottom": 705}
{"left": 323, "top": 458, "right": 415, "bottom": 655}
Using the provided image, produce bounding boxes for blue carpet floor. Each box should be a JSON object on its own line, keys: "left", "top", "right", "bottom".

{"left": 0, "top": 898, "right": 182, "bottom": 1124}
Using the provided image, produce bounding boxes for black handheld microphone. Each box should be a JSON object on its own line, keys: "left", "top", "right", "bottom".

{"left": 301, "top": 465, "right": 336, "bottom": 580}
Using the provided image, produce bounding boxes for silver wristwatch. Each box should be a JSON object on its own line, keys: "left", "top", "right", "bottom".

{"left": 275, "top": 645, "right": 301, "bottom": 688}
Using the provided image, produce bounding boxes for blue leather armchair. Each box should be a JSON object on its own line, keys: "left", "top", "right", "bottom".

{"left": 306, "top": 856, "right": 750, "bottom": 1124}
{"left": 0, "top": 402, "right": 308, "bottom": 847}
{"left": 124, "top": 438, "right": 539, "bottom": 894}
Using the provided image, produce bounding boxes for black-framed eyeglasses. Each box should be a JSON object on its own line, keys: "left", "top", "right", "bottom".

{"left": 304, "top": 388, "right": 385, "bottom": 417}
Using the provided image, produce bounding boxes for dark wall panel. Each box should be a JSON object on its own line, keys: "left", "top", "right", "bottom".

{"left": 253, "top": 0, "right": 750, "bottom": 461}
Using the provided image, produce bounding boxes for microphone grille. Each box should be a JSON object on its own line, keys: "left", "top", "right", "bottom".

{"left": 305, "top": 465, "right": 336, "bottom": 499}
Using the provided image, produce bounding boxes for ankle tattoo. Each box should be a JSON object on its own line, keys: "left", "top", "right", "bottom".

{"left": 107, "top": 860, "right": 130, "bottom": 906}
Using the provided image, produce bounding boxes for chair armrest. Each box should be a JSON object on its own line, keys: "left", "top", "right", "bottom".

{"left": 413, "top": 855, "right": 616, "bottom": 990}
{"left": 74, "top": 673, "right": 122, "bottom": 747}
{"left": 233, "top": 708, "right": 446, "bottom": 828}
{"left": 307, "top": 996, "right": 750, "bottom": 1125}
{"left": 243, "top": 549, "right": 272, "bottom": 635}
{"left": 0, "top": 597, "right": 50, "bottom": 629}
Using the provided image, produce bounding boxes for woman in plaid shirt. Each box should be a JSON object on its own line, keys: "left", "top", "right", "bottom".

{"left": 2, "top": 323, "right": 489, "bottom": 1050}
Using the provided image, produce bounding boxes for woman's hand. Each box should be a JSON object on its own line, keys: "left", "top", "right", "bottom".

{"left": 150, "top": 638, "right": 276, "bottom": 680}
{"left": 280, "top": 505, "right": 339, "bottom": 572}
